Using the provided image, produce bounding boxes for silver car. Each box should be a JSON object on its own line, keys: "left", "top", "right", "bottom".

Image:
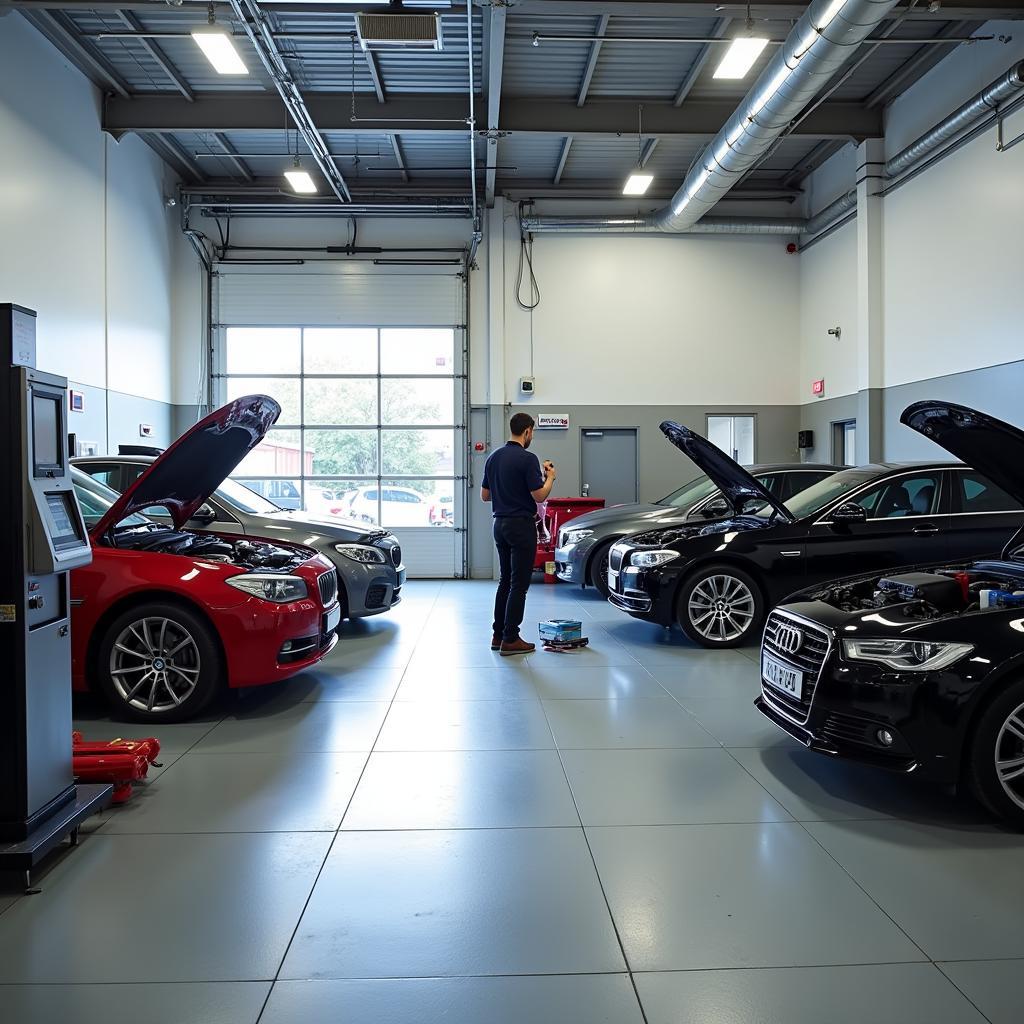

{"left": 555, "top": 463, "right": 841, "bottom": 597}
{"left": 73, "top": 454, "right": 405, "bottom": 619}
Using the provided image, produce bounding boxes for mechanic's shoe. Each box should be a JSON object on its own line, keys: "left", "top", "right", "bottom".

{"left": 491, "top": 633, "right": 502, "bottom": 651}
{"left": 500, "top": 638, "right": 535, "bottom": 657}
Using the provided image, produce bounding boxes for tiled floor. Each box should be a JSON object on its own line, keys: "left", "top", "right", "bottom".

{"left": 1, "top": 580, "right": 1021, "bottom": 1023}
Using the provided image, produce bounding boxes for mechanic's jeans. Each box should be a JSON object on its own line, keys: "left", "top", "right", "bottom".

{"left": 492, "top": 516, "right": 538, "bottom": 642}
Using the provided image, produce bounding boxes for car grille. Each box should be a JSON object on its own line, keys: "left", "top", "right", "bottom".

{"left": 609, "top": 546, "right": 626, "bottom": 573}
{"left": 391, "top": 545, "right": 402, "bottom": 567}
{"left": 821, "top": 712, "right": 878, "bottom": 747}
{"left": 318, "top": 568, "right": 338, "bottom": 608}
{"left": 366, "top": 584, "right": 389, "bottom": 609}
{"left": 761, "top": 612, "right": 831, "bottom": 723}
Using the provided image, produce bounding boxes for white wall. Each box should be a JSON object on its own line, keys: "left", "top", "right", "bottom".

{"left": 0, "top": 13, "right": 181, "bottom": 446}
{"left": 487, "top": 204, "right": 801, "bottom": 408}
{"left": 797, "top": 23, "right": 1024, "bottom": 410}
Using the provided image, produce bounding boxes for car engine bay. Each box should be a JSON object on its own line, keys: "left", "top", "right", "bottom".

{"left": 815, "top": 566, "right": 1024, "bottom": 621}
{"left": 108, "top": 527, "right": 311, "bottom": 573}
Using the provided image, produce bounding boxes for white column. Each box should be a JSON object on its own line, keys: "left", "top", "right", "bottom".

{"left": 855, "top": 137, "right": 886, "bottom": 463}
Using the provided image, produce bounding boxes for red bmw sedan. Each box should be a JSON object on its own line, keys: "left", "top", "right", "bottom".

{"left": 70, "top": 395, "right": 340, "bottom": 722}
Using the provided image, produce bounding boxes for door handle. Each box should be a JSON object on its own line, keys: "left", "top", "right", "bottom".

{"left": 912, "top": 524, "right": 939, "bottom": 535}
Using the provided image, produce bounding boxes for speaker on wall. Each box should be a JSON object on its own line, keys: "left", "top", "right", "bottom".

{"left": 797, "top": 430, "right": 814, "bottom": 449}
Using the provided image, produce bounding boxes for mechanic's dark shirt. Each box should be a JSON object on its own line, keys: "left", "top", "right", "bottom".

{"left": 482, "top": 441, "right": 545, "bottom": 518}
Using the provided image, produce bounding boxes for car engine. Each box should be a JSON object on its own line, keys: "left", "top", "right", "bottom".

{"left": 112, "top": 529, "right": 311, "bottom": 573}
{"left": 817, "top": 567, "right": 1024, "bottom": 621}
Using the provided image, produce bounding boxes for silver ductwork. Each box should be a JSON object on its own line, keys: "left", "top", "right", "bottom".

{"left": 885, "top": 59, "right": 1024, "bottom": 177}
{"left": 522, "top": 0, "right": 901, "bottom": 235}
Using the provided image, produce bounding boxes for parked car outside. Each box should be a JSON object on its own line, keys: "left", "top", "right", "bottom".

{"left": 756, "top": 401, "right": 1024, "bottom": 827}
{"left": 429, "top": 492, "right": 454, "bottom": 527}
{"left": 345, "top": 484, "right": 432, "bottom": 527}
{"left": 607, "top": 420, "right": 1023, "bottom": 648}
{"left": 74, "top": 457, "right": 405, "bottom": 620}
{"left": 70, "top": 396, "right": 340, "bottom": 723}
{"left": 555, "top": 462, "right": 841, "bottom": 597}
{"left": 244, "top": 477, "right": 302, "bottom": 509}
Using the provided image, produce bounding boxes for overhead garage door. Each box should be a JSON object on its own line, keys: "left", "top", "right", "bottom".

{"left": 215, "top": 265, "right": 467, "bottom": 578}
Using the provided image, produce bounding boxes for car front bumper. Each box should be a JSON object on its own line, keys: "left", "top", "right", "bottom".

{"left": 606, "top": 564, "right": 680, "bottom": 626}
{"left": 554, "top": 540, "right": 592, "bottom": 584}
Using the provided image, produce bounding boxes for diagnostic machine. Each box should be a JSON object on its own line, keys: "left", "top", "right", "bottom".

{"left": 0, "top": 303, "right": 111, "bottom": 886}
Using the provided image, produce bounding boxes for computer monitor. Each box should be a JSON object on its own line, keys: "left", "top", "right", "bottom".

{"left": 31, "top": 388, "right": 64, "bottom": 478}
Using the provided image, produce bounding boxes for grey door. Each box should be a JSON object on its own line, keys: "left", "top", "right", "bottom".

{"left": 581, "top": 429, "right": 638, "bottom": 506}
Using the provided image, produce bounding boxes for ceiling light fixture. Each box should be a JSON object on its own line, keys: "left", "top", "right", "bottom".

{"left": 714, "top": 3, "right": 768, "bottom": 79}
{"left": 191, "top": 4, "right": 248, "bottom": 76}
{"left": 284, "top": 157, "right": 317, "bottom": 194}
{"left": 623, "top": 104, "right": 654, "bottom": 196}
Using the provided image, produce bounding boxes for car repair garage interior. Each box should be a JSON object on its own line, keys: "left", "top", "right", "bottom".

{"left": 2, "top": 0, "right": 1024, "bottom": 1020}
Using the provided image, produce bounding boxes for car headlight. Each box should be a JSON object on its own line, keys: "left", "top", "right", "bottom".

{"left": 841, "top": 639, "right": 973, "bottom": 672}
{"left": 630, "top": 550, "right": 680, "bottom": 569}
{"left": 335, "top": 544, "right": 386, "bottom": 564}
{"left": 565, "top": 528, "right": 594, "bottom": 545}
{"left": 226, "top": 574, "right": 308, "bottom": 603}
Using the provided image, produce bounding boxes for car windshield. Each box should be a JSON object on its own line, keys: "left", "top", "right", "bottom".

{"left": 657, "top": 474, "right": 719, "bottom": 508}
{"left": 72, "top": 469, "right": 152, "bottom": 530}
{"left": 756, "top": 467, "right": 881, "bottom": 520}
{"left": 215, "top": 478, "right": 281, "bottom": 515}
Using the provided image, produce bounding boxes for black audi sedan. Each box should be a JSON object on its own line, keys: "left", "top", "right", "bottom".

{"left": 756, "top": 402, "right": 1024, "bottom": 827}
{"left": 607, "top": 419, "right": 1023, "bottom": 648}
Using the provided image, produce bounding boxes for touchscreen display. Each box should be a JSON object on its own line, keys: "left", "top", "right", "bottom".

{"left": 32, "top": 393, "right": 62, "bottom": 471}
{"left": 46, "top": 492, "right": 84, "bottom": 548}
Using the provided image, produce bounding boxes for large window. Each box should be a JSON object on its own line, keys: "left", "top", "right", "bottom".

{"left": 223, "top": 326, "right": 458, "bottom": 529}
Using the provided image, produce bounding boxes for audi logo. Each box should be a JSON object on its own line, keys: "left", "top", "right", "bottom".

{"left": 775, "top": 624, "right": 804, "bottom": 655}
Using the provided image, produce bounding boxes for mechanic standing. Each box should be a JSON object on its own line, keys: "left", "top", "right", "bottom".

{"left": 481, "top": 412, "right": 557, "bottom": 655}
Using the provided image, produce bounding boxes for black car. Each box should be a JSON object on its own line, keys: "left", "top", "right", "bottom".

{"left": 756, "top": 402, "right": 1024, "bottom": 827}
{"left": 607, "top": 420, "right": 1023, "bottom": 648}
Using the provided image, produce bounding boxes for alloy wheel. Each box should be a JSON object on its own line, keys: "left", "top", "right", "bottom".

{"left": 109, "top": 616, "right": 201, "bottom": 714}
{"left": 687, "top": 574, "right": 755, "bottom": 642}
{"left": 994, "top": 701, "right": 1024, "bottom": 811}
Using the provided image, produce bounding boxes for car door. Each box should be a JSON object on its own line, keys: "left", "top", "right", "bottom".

{"left": 802, "top": 469, "right": 950, "bottom": 582}
{"left": 945, "top": 468, "right": 1024, "bottom": 561}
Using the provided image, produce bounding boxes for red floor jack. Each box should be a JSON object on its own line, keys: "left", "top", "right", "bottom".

{"left": 71, "top": 733, "right": 163, "bottom": 804}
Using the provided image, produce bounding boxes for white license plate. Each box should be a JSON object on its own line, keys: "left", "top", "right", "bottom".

{"left": 762, "top": 653, "right": 803, "bottom": 699}
{"left": 324, "top": 605, "right": 341, "bottom": 633}
{"left": 607, "top": 569, "right": 619, "bottom": 590}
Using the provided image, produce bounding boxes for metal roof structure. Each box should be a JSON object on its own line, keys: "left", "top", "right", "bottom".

{"left": 8, "top": 0, "right": 1023, "bottom": 216}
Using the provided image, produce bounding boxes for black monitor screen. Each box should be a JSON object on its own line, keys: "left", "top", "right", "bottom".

{"left": 45, "top": 491, "right": 85, "bottom": 549}
{"left": 32, "top": 392, "right": 63, "bottom": 474}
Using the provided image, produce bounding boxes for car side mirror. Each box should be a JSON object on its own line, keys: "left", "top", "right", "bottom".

{"left": 190, "top": 503, "right": 217, "bottom": 526}
{"left": 831, "top": 502, "right": 867, "bottom": 525}
{"left": 700, "top": 497, "right": 730, "bottom": 519}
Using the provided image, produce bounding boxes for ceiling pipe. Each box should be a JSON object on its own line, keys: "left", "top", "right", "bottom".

{"left": 521, "top": 0, "right": 902, "bottom": 235}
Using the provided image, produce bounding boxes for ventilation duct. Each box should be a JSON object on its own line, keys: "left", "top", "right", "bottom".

{"left": 356, "top": 12, "right": 443, "bottom": 51}
{"left": 522, "top": 0, "right": 901, "bottom": 235}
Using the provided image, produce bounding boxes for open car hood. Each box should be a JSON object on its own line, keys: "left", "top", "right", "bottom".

{"left": 658, "top": 421, "right": 793, "bottom": 522}
{"left": 91, "top": 395, "right": 281, "bottom": 536}
{"left": 901, "top": 400, "right": 1024, "bottom": 560}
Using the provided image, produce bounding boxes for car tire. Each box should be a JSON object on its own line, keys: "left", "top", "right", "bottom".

{"left": 966, "top": 679, "right": 1024, "bottom": 828}
{"left": 675, "top": 564, "right": 764, "bottom": 649}
{"left": 588, "top": 540, "right": 617, "bottom": 598}
{"left": 96, "top": 602, "right": 223, "bottom": 723}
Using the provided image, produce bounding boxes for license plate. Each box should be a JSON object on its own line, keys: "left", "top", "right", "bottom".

{"left": 324, "top": 605, "right": 341, "bottom": 633}
{"left": 607, "top": 569, "right": 620, "bottom": 591}
{"left": 762, "top": 653, "right": 803, "bottom": 699}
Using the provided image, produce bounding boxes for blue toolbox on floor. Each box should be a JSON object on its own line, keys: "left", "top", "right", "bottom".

{"left": 539, "top": 619, "right": 583, "bottom": 643}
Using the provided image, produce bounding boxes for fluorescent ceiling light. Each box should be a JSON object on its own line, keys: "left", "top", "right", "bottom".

{"left": 713, "top": 35, "right": 770, "bottom": 79}
{"left": 284, "top": 167, "right": 318, "bottom": 194}
{"left": 622, "top": 172, "right": 654, "bottom": 196}
{"left": 191, "top": 27, "right": 248, "bottom": 75}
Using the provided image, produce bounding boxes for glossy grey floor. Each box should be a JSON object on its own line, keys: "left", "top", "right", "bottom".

{"left": 1, "top": 581, "right": 1020, "bottom": 1023}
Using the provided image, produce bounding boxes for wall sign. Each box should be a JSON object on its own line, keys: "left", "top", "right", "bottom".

{"left": 537, "top": 413, "right": 569, "bottom": 429}
{"left": 69, "top": 389, "right": 85, "bottom": 413}
{"left": 811, "top": 378, "right": 826, "bottom": 397}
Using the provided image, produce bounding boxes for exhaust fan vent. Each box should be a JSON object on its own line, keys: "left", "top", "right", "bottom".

{"left": 356, "top": 12, "right": 443, "bottom": 51}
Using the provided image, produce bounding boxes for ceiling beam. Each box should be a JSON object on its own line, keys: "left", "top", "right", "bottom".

{"left": 365, "top": 49, "right": 386, "bottom": 104}
{"left": 577, "top": 13, "right": 610, "bottom": 107}
{"left": 865, "top": 21, "right": 984, "bottom": 108}
{"left": 638, "top": 137, "right": 659, "bottom": 167}
{"left": 146, "top": 132, "right": 205, "bottom": 181}
{"left": 553, "top": 136, "right": 573, "bottom": 184}
{"left": 5, "top": 0, "right": 1021, "bottom": 16}
{"left": 673, "top": 17, "right": 730, "bottom": 106}
{"left": 389, "top": 134, "right": 408, "bottom": 182}
{"left": 211, "top": 132, "right": 254, "bottom": 181}
{"left": 483, "top": 2, "right": 506, "bottom": 207}
{"left": 21, "top": 10, "right": 131, "bottom": 98}
{"left": 114, "top": 9, "right": 193, "bottom": 100}
{"left": 106, "top": 94, "right": 884, "bottom": 140}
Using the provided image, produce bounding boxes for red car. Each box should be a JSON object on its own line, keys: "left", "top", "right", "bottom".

{"left": 70, "top": 396, "right": 340, "bottom": 723}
